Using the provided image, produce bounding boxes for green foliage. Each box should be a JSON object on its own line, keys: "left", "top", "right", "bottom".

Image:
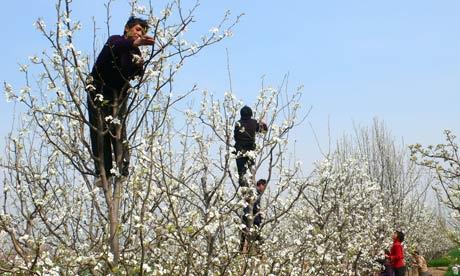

{"left": 449, "top": 248, "right": 460, "bottom": 258}
{"left": 427, "top": 257, "right": 451, "bottom": 267}
{"left": 445, "top": 265, "right": 460, "bottom": 276}
{"left": 427, "top": 248, "right": 460, "bottom": 268}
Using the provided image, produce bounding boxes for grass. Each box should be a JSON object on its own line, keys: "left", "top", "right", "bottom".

{"left": 450, "top": 248, "right": 460, "bottom": 258}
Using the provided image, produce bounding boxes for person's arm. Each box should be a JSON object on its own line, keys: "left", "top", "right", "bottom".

{"left": 107, "top": 35, "right": 135, "bottom": 52}
{"left": 133, "top": 35, "right": 155, "bottom": 47}
{"left": 411, "top": 256, "right": 420, "bottom": 267}
{"left": 108, "top": 35, "right": 155, "bottom": 54}
{"left": 255, "top": 120, "right": 268, "bottom": 133}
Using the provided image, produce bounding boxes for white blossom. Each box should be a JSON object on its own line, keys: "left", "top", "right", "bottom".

{"left": 34, "top": 18, "right": 46, "bottom": 30}
{"left": 94, "top": 94, "right": 104, "bottom": 102}
{"left": 4, "top": 82, "right": 15, "bottom": 102}
{"left": 18, "top": 64, "right": 29, "bottom": 72}
{"left": 111, "top": 118, "right": 121, "bottom": 125}
{"left": 29, "top": 55, "right": 41, "bottom": 64}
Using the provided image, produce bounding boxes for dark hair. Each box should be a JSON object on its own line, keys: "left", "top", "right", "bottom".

{"left": 124, "top": 16, "right": 149, "bottom": 35}
{"left": 240, "top": 106, "right": 253, "bottom": 118}
{"left": 395, "top": 230, "right": 405, "bottom": 242}
{"left": 256, "top": 179, "right": 267, "bottom": 186}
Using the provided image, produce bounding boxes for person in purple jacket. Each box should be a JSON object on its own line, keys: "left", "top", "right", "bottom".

{"left": 86, "top": 16, "right": 154, "bottom": 186}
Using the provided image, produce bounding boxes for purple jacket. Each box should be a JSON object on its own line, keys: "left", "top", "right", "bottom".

{"left": 90, "top": 35, "right": 143, "bottom": 90}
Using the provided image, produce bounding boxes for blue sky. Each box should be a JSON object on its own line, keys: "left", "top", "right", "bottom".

{"left": 1, "top": 0, "right": 459, "bottom": 166}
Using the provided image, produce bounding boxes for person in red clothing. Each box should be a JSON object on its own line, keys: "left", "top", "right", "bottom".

{"left": 386, "top": 230, "right": 405, "bottom": 276}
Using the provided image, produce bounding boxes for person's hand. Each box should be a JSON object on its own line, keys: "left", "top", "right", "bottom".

{"left": 259, "top": 122, "right": 268, "bottom": 133}
{"left": 133, "top": 35, "right": 155, "bottom": 47}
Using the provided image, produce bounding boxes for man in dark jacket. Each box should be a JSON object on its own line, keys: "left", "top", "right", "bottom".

{"left": 240, "top": 179, "right": 267, "bottom": 253}
{"left": 234, "top": 106, "right": 267, "bottom": 187}
{"left": 86, "top": 16, "right": 154, "bottom": 186}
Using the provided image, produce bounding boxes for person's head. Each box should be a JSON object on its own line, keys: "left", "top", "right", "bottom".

{"left": 240, "top": 106, "right": 253, "bottom": 119}
{"left": 256, "top": 179, "right": 267, "bottom": 193}
{"left": 392, "top": 230, "right": 405, "bottom": 242}
{"left": 124, "top": 16, "right": 149, "bottom": 39}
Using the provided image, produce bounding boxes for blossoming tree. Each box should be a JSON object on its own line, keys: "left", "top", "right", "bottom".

{"left": 410, "top": 130, "right": 460, "bottom": 245}
{"left": 0, "top": 0, "right": 241, "bottom": 273}
{"left": 0, "top": 0, "right": 455, "bottom": 275}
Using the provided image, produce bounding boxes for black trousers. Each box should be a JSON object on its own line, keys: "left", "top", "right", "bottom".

{"left": 393, "top": 266, "right": 405, "bottom": 276}
{"left": 87, "top": 85, "right": 130, "bottom": 177}
{"left": 236, "top": 155, "right": 254, "bottom": 187}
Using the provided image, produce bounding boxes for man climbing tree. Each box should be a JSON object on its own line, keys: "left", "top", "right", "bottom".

{"left": 234, "top": 106, "right": 268, "bottom": 187}
{"left": 86, "top": 16, "right": 154, "bottom": 186}
{"left": 240, "top": 179, "right": 267, "bottom": 253}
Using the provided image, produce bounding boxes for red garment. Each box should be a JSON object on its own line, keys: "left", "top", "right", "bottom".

{"left": 388, "top": 240, "right": 405, "bottom": 268}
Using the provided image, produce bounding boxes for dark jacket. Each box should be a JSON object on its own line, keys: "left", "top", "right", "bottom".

{"left": 234, "top": 106, "right": 267, "bottom": 152}
{"left": 234, "top": 117, "right": 260, "bottom": 152}
{"left": 90, "top": 35, "right": 143, "bottom": 93}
